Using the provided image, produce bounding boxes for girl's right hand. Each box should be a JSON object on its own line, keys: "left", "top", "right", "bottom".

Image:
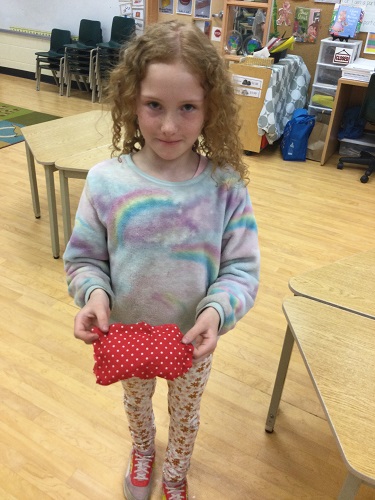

{"left": 73, "top": 289, "right": 110, "bottom": 344}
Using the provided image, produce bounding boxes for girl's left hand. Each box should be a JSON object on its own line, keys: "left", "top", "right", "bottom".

{"left": 182, "top": 307, "right": 220, "bottom": 361}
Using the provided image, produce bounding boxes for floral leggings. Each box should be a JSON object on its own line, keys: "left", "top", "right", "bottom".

{"left": 121, "top": 354, "right": 212, "bottom": 483}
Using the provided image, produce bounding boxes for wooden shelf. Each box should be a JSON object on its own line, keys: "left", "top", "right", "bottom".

{"left": 145, "top": 1, "right": 158, "bottom": 24}
{"left": 226, "top": 1, "right": 269, "bottom": 7}
{"left": 221, "top": 0, "right": 272, "bottom": 57}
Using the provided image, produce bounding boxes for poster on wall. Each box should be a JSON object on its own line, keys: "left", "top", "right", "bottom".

{"left": 293, "top": 7, "right": 321, "bottom": 43}
{"left": 119, "top": 2, "right": 132, "bottom": 16}
{"left": 194, "top": 19, "right": 211, "bottom": 37}
{"left": 134, "top": 18, "right": 145, "bottom": 32}
{"left": 133, "top": 9, "right": 144, "bottom": 20}
{"left": 132, "top": 0, "right": 144, "bottom": 6}
{"left": 211, "top": 26, "right": 222, "bottom": 42}
{"left": 364, "top": 32, "right": 375, "bottom": 53}
{"left": 329, "top": 4, "right": 364, "bottom": 37}
{"left": 159, "top": 0, "right": 174, "bottom": 14}
{"left": 340, "top": 0, "right": 373, "bottom": 32}
{"left": 194, "top": 0, "right": 211, "bottom": 19}
{"left": 177, "top": 0, "right": 193, "bottom": 15}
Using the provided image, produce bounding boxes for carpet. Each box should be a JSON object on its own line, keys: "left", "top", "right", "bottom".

{"left": 0, "top": 103, "right": 59, "bottom": 149}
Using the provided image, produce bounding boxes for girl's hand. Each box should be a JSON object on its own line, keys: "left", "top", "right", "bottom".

{"left": 74, "top": 289, "right": 110, "bottom": 344}
{"left": 182, "top": 307, "right": 220, "bottom": 361}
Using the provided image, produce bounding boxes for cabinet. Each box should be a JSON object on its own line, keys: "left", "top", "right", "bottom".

{"left": 229, "top": 63, "right": 272, "bottom": 152}
{"left": 229, "top": 55, "right": 310, "bottom": 153}
{"left": 221, "top": 0, "right": 272, "bottom": 61}
{"left": 309, "top": 37, "right": 362, "bottom": 116}
{"left": 320, "top": 78, "right": 368, "bottom": 165}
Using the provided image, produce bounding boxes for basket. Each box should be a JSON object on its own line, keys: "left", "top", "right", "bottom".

{"left": 239, "top": 55, "right": 274, "bottom": 67}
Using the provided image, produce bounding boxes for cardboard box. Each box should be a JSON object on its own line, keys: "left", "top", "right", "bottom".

{"left": 306, "top": 116, "right": 330, "bottom": 162}
{"left": 229, "top": 64, "right": 272, "bottom": 153}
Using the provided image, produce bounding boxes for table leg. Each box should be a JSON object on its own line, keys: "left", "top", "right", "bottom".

{"left": 338, "top": 473, "right": 362, "bottom": 499}
{"left": 43, "top": 165, "right": 60, "bottom": 259}
{"left": 25, "top": 142, "right": 40, "bottom": 219}
{"left": 265, "top": 325, "right": 294, "bottom": 432}
{"left": 59, "top": 170, "right": 72, "bottom": 247}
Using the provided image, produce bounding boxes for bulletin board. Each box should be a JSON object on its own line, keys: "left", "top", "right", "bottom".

{"left": 277, "top": 0, "right": 375, "bottom": 84}
{"left": 0, "top": 0, "right": 128, "bottom": 40}
{"left": 156, "top": 0, "right": 374, "bottom": 82}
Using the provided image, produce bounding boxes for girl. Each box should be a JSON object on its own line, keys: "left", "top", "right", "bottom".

{"left": 64, "top": 20, "right": 260, "bottom": 500}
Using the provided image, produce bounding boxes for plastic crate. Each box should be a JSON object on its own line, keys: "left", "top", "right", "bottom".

{"left": 310, "top": 84, "right": 336, "bottom": 109}
{"left": 319, "top": 38, "right": 362, "bottom": 66}
{"left": 315, "top": 63, "right": 342, "bottom": 86}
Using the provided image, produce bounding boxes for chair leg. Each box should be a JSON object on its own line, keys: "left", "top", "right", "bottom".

{"left": 36, "top": 61, "right": 41, "bottom": 91}
{"left": 51, "top": 70, "right": 59, "bottom": 88}
{"left": 59, "top": 58, "right": 64, "bottom": 96}
{"left": 360, "top": 164, "right": 375, "bottom": 183}
{"left": 66, "top": 70, "right": 72, "bottom": 97}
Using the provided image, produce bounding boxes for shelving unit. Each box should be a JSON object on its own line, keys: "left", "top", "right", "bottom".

{"left": 221, "top": 0, "right": 272, "bottom": 61}
{"left": 145, "top": 2, "right": 158, "bottom": 25}
{"left": 309, "top": 37, "right": 362, "bottom": 116}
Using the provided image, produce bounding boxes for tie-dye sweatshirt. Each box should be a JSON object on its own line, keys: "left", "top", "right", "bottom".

{"left": 63, "top": 154, "right": 260, "bottom": 335}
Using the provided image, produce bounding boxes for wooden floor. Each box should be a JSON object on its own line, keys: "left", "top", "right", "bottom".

{"left": 1, "top": 73, "right": 375, "bottom": 500}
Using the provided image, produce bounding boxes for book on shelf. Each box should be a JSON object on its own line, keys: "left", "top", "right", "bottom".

{"left": 329, "top": 4, "right": 364, "bottom": 39}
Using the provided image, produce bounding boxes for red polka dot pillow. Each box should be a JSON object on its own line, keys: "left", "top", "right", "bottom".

{"left": 91, "top": 322, "right": 194, "bottom": 385}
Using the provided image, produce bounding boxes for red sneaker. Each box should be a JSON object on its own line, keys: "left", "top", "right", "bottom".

{"left": 162, "top": 479, "right": 188, "bottom": 500}
{"left": 123, "top": 448, "right": 155, "bottom": 500}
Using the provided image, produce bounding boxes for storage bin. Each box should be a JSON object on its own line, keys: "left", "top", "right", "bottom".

{"left": 308, "top": 105, "right": 332, "bottom": 117}
{"left": 319, "top": 38, "right": 362, "bottom": 66}
{"left": 339, "top": 133, "right": 375, "bottom": 156}
{"left": 315, "top": 63, "right": 342, "bottom": 86}
{"left": 310, "top": 84, "right": 336, "bottom": 109}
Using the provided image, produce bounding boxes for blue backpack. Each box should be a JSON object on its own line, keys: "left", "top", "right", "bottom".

{"left": 280, "top": 109, "right": 315, "bottom": 161}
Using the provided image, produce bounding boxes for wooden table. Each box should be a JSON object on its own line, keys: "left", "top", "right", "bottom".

{"left": 21, "top": 110, "right": 112, "bottom": 258}
{"left": 266, "top": 250, "right": 375, "bottom": 498}
{"left": 268, "top": 296, "right": 375, "bottom": 499}
{"left": 55, "top": 145, "right": 111, "bottom": 246}
{"left": 289, "top": 248, "right": 375, "bottom": 319}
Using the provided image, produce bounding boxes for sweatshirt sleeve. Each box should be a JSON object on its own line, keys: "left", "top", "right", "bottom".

{"left": 196, "top": 187, "right": 260, "bottom": 334}
{"left": 63, "top": 181, "right": 114, "bottom": 308}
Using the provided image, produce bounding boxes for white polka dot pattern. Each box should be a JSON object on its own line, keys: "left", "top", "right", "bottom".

{"left": 91, "top": 322, "right": 194, "bottom": 385}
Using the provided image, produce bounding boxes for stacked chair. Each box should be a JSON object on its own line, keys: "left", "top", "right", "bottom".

{"left": 64, "top": 19, "right": 103, "bottom": 101}
{"left": 36, "top": 18, "right": 136, "bottom": 102}
{"left": 35, "top": 28, "right": 72, "bottom": 95}
{"left": 94, "top": 16, "right": 136, "bottom": 102}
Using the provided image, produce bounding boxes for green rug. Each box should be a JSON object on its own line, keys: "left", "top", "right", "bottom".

{"left": 0, "top": 103, "right": 59, "bottom": 149}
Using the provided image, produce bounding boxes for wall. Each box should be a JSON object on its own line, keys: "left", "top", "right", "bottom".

{"left": 0, "top": 0, "right": 157, "bottom": 74}
{"left": 0, "top": 1, "right": 374, "bottom": 80}
{"left": 1, "top": 0, "right": 122, "bottom": 41}
{"left": 0, "top": 32, "right": 49, "bottom": 73}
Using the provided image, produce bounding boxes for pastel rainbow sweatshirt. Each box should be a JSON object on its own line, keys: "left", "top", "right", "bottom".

{"left": 64, "top": 154, "right": 260, "bottom": 335}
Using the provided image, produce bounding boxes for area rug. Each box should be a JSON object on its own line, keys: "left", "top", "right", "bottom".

{"left": 0, "top": 103, "right": 59, "bottom": 149}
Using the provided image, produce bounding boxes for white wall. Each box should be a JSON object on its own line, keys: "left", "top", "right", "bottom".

{"left": 1, "top": 0, "right": 119, "bottom": 41}
{"left": 0, "top": 32, "right": 49, "bottom": 73}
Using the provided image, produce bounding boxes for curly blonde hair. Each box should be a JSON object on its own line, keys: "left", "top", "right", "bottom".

{"left": 105, "top": 20, "right": 248, "bottom": 182}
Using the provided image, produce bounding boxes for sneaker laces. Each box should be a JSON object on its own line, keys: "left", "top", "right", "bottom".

{"left": 133, "top": 451, "right": 154, "bottom": 482}
{"left": 164, "top": 482, "right": 187, "bottom": 500}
